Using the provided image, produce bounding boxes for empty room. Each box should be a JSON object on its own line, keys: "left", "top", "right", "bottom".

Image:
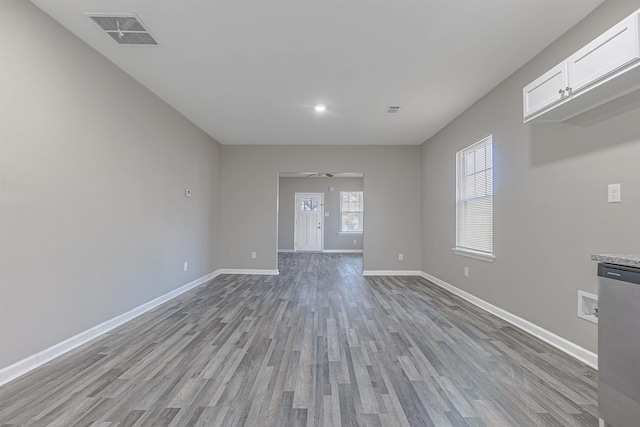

{"left": 1, "top": 0, "right": 640, "bottom": 426}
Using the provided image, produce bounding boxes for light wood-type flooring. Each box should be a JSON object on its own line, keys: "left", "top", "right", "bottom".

{"left": 0, "top": 253, "right": 598, "bottom": 426}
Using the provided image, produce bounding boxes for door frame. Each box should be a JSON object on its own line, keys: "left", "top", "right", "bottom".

{"left": 294, "top": 192, "right": 324, "bottom": 252}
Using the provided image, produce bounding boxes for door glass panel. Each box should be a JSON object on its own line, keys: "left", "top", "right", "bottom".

{"left": 301, "top": 198, "right": 318, "bottom": 211}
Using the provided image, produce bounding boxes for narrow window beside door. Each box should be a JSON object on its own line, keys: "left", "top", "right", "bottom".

{"left": 340, "top": 191, "right": 363, "bottom": 233}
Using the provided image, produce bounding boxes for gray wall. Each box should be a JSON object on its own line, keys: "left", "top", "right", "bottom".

{"left": 0, "top": 1, "right": 222, "bottom": 368}
{"left": 278, "top": 177, "right": 364, "bottom": 251}
{"left": 420, "top": 0, "right": 640, "bottom": 354}
{"left": 221, "top": 146, "right": 421, "bottom": 272}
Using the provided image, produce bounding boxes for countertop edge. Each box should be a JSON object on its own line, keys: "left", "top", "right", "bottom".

{"left": 591, "top": 254, "right": 640, "bottom": 269}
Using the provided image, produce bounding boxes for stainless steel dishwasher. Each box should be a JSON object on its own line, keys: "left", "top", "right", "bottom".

{"left": 598, "top": 262, "right": 640, "bottom": 426}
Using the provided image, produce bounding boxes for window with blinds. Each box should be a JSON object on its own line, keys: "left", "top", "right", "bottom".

{"left": 340, "top": 191, "right": 363, "bottom": 232}
{"left": 456, "top": 135, "right": 493, "bottom": 256}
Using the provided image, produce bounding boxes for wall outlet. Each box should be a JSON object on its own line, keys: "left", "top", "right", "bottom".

{"left": 464, "top": 266, "right": 469, "bottom": 277}
{"left": 251, "top": 252, "right": 257, "bottom": 259}
{"left": 353, "top": 239, "right": 357, "bottom": 244}
{"left": 185, "top": 189, "right": 192, "bottom": 198}
{"left": 398, "top": 253, "right": 403, "bottom": 261}
{"left": 184, "top": 262, "right": 188, "bottom": 272}
{"left": 608, "top": 183, "right": 621, "bottom": 203}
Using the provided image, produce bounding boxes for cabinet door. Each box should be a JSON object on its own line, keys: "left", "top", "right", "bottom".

{"left": 523, "top": 62, "right": 568, "bottom": 119}
{"left": 568, "top": 13, "right": 640, "bottom": 93}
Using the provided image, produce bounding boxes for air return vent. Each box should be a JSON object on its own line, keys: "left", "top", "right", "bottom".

{"left": 87, "top": 14, "right": 157, "bottom": 45}
{"left": 383, "top": 105, "right": 401, "bottom": 115}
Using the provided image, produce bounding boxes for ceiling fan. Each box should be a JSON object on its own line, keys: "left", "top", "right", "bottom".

{"left": 305, "top": 173, "right": 334, "bottom": 178}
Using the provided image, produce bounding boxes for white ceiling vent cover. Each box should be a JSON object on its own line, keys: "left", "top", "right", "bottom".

{"left": 383, "top": 106, "right": 401, "bottom": 115}
{"left": 87, "top": 14, "right": 157, "bottom": 45}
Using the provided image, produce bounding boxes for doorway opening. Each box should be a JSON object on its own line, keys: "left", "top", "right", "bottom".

{"left": 276, "top": 172, "right": 364, "bottom": 269}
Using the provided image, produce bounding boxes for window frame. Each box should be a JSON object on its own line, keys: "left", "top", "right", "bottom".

{"left": 453, "top": 135, "right": 495, "bottom": 262}
{"left": 339, "top": 191, "right": 364, "bottom": 234}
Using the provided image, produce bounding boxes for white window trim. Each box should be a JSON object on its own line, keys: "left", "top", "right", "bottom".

{"left": 338, "top": 231, "right": 363, "bottom": 236}
{"left": 452, "top": 247, "right": 496, "bottom": 262}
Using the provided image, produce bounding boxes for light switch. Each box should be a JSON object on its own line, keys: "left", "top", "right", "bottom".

{"left": 608, "top": 183, "right": 621, "bottom": 203}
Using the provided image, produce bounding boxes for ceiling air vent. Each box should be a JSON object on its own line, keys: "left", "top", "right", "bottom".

{"left": 383, "top": 105, "right": 401, "bottom": 115}
{"left": 87, "top": 14, "right": 157, "bottom": 45}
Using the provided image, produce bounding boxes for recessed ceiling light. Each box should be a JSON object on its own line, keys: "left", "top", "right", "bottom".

{"left": 314, "top": 104, "right": 326, "bottom": 112}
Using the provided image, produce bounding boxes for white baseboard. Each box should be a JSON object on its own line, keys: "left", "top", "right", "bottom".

{"left": 420, "top": 271, "right": 598, "bottom": 369}
{"left": 217, "top": 269, "right": 279, "bottom": 275}
{"left": 362, "top": 270, "right": 422, "bottom": 276}
{"left": 0, "top": 270, "right": 221, "bottom": 387}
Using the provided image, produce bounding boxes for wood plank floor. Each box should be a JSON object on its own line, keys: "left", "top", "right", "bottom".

{"left": 0, "top": 253, "right": 598, "bottom": 426}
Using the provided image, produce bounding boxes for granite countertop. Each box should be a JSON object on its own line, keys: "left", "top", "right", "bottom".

{"left": 591, "top": 254, "right": 640, "bottom": 269}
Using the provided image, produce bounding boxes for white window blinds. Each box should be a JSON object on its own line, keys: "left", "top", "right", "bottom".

{"left": 456, "top": 135, "right": 493, "bottom": 254}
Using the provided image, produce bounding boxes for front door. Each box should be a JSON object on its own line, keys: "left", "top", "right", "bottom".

{"left": 294, "top": 193, "right": 324, "bottom": 252}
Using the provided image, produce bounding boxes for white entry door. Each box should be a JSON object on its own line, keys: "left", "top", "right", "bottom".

{"left": 294, "top": 193, "right": 324, "bottom": 252}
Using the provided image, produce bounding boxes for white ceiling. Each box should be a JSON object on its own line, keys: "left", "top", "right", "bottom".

{"left": 31, "top": 0, "right": 603, "bottom": 146}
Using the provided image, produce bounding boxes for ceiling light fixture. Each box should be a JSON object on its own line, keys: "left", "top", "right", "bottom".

{"left": 314, "top": 104, "right": 326, "bottom": 112}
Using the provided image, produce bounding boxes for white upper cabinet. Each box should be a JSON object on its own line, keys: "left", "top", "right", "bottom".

{"left": 567, "top": 14, "right": 639, "bottom": 93}
{"left": 523, "top": 62, "right": 568, "bottom": 119}
{"left": 523, "top": 9, "right": 640, "bottom": 123}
